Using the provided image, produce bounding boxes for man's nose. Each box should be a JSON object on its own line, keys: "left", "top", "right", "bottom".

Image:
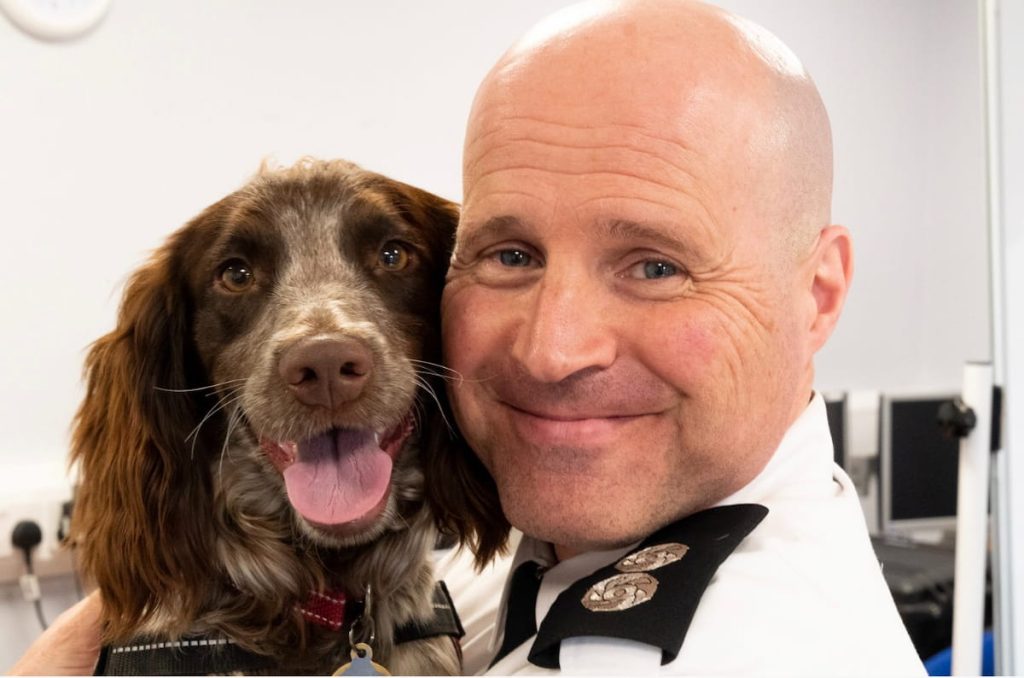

{"left": 509, "top": 270, "right": 617, "bottom": 383}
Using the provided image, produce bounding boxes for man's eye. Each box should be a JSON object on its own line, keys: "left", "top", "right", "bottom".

{"left": 496, "top": 249, "right": 534, "bottom": 267}
{"left": 628, "top": 260, "right": 679, "bottom": 280}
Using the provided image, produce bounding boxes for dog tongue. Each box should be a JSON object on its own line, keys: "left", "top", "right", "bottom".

{"left": 283, "top": 429, "right": 392, "bottom": 526}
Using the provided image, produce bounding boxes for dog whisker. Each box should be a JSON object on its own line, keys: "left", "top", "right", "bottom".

{"left": 408, "top": 360, "right": 461, "bottom": 376}
{"left": 218, "top": 404, "right": 245, "bottom": 480}
{"left": 409, "top": 357, "right": 501, "bottom": 386}
{"left": 206, "top": 384, "right": 246, "bottom": 403}
{"left": 186, "top": 392, "right": 243, "bottom": 443}
{"left": 409, "top": 366, "right": 463, "bottom": 383}
{"left": 154, "top": 378, "right": 249, "bottom": 394}
{"left": 412, "top": 376, "right": 455, "bottom": 436}
{"left": 410, "top": 362, "right": 491, "bottom": 386}
{"left": 408, "top": 359, "right": 462, "bottom": 377}
{"left": 187, "top": 393, "right": 246, "bottom": 462}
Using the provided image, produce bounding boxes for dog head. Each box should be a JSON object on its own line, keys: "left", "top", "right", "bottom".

{"left": 70, "top": 159, "right": 505, "bottom": 639}
{"left": 190, "top": 160, "right": 455, "bottom": 546}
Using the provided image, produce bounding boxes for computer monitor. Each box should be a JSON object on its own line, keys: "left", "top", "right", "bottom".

{"left": 879, "top": 394, "right": 960, "bottom": 535}
{"left": 823, "top": 394, "right": 846, "bottom": 470}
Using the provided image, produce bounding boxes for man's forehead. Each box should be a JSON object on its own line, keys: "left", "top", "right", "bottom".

{"left": 462, "top": 57, "right": 766, "bottom": 202}
{"left": 465, "top": 68, "right": 729, "bottom": 160}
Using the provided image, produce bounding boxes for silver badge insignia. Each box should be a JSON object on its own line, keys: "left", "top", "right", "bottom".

{"left": 615, "top": 543, "right": 689, "bottom": 573}
{"left": 581, "top": 572, "right": 659, "bottom": 612}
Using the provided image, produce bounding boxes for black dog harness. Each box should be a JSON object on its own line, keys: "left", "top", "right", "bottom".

{"left": 94, "top": 582, "right": 464, "bottom": 675}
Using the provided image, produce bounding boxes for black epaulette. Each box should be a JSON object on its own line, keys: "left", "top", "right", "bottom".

{"left": 490, "top": 504, "right": 769, "bottom": 670}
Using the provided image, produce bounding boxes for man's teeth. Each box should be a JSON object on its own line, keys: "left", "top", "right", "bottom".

{"left": 374, "top": 432, "right": 381, "bottom": 445}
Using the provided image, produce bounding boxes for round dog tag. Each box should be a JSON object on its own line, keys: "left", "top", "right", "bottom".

{"left": 332, "top": 643, "right": 391, "bottom": 676}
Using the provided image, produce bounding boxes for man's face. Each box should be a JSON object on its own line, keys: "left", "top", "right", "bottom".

{"left": 443, "top": 80, "right": 815, "bottom": 554}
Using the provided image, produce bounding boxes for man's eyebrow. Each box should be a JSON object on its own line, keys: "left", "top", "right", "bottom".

{"left": 604, "top": 219, "right": 696, "bottom": 254}
{"left": 455, "top": 215, "right": 698, "bottom": 257}
{"left": 456, "top": 215, "right": 525, "bottom": 253}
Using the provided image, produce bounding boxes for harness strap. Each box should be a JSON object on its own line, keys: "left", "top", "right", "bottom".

{"left": 94, "top": 637, "right": 275, "bottom": 676}
{"left": 393, "top": 580, "right": 464, "bottom": 645}
{"left": 94, "top": 581, "right": 465, "bottom": 676}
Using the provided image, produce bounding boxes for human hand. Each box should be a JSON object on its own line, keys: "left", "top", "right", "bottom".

{"left": 8, "top": 591, "right": 103, "bottom": 675}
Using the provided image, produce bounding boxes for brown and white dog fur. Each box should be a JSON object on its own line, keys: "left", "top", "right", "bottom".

{"left": 69, "top": 159, "right": 505, "bottom": 674}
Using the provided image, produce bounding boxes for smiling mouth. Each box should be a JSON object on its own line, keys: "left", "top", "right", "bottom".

{"left": 500, "top": 401, "right": 651, "bottom": 445}
{"left": 259, "top": 415, "right": 413, "bottom": 528}
{"left": 502, "top": 400, "right": 650, "bottom": 422}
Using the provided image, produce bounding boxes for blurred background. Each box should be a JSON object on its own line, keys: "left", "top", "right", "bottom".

{"left": 0, "top": 0, "right": 1020, "bottom": 673}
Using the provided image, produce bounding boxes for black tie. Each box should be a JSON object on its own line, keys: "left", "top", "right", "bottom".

{"left": 488, "top": 560, "right": 543, "bottom": 669}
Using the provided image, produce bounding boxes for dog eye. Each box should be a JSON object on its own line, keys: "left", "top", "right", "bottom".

{"left": 378, "top": 241, "right": 411, "bottom": 271}
{"left": 219, "top": 259, "right": 254, "bottom": 292}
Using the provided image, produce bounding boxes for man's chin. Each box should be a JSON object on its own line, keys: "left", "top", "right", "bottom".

{"left": 496, "top": 480, "right": 653, "bottom": 555}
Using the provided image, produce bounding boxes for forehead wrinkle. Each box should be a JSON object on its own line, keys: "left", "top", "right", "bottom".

{"left": 466, "top": 137, "right": 701, "bottom": 194}
{"left": 464, "top": 122, "right": 717, "bottom": 221}
{"left": 579, "top": 192, "right": 719, "bottom": 250}
{"left": 465, "top": 114, "right": 701, "bottom": 157}
{"left": 468, "top": 163, "right": 694, "bottom": 204}
{"left": 464, "top": 116, "right": 705, "bottom": 181}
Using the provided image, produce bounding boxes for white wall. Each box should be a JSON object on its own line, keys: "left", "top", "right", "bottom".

{"left": 993, "top": 0, "right": 1023, "bottom": 671}
{"left": 0, "top": 0, "right": 993, "bottom": 668}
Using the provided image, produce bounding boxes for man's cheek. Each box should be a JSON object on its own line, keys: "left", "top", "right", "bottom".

{"left": 641, "top": 311, "right": 721, "bottom": 388}
{"left": 442, "top": 287, "right": 503, "bottom": 438}
{"left": 446, "top": 286, "right": 512, "bottom": 355}
{"left": 440, "top": 286, "right": 479, "bottom": 367}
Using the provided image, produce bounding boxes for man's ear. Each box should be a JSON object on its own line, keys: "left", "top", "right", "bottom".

{"left": 806, "top": 225, "right": 854, "bottom": 353}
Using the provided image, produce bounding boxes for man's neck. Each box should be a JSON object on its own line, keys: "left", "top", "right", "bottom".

{"left": 553, "top": 543, "right": 579, "bottom": 562}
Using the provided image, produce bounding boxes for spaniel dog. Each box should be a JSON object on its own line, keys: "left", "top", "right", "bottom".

{"left": 69, "top": 159, "right": 507, "bottom": 675}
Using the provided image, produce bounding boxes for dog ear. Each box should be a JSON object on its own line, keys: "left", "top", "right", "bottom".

{"left": 424, "top": 419, "right": 512, "bottom": 568}
{"left": 381, "top": 180, "right": 514, "bottom": 567}
{"left": 70, "top": 200, "right": 228, "bottom": 640}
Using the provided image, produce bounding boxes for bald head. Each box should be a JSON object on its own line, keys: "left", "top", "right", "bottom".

{"left": 446, "top": 0, "right": 852, "bottom": 555}
{"left": 465, "top": 0, "right": 832, "bottom": 263}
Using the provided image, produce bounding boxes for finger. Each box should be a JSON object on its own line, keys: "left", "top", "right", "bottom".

{"left": 8, "top": 591, "right": 104, "bottom": 676}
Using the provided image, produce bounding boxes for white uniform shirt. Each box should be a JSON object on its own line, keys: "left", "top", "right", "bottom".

{"left": 436, "top": 394, "right": 927, "bottom": 676}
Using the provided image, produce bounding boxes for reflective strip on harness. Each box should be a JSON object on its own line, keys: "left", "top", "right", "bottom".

{"left": 94, "top": 581, "right": 465, "bottom": 675}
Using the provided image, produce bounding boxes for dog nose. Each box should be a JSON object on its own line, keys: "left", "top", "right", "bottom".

{"left": 279, "top": 336, "right": 373, "bottom": 409}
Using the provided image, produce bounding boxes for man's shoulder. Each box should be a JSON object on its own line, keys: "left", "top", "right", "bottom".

{"left": 671, "top": 494, "right": 925, "bottom": 676}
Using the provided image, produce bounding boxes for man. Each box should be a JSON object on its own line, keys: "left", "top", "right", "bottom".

{"left": 434, "top": 0, "right": 926, "bottom": 674}
{"left": 11, "top": 0, "right": 925, "bottom": 675}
